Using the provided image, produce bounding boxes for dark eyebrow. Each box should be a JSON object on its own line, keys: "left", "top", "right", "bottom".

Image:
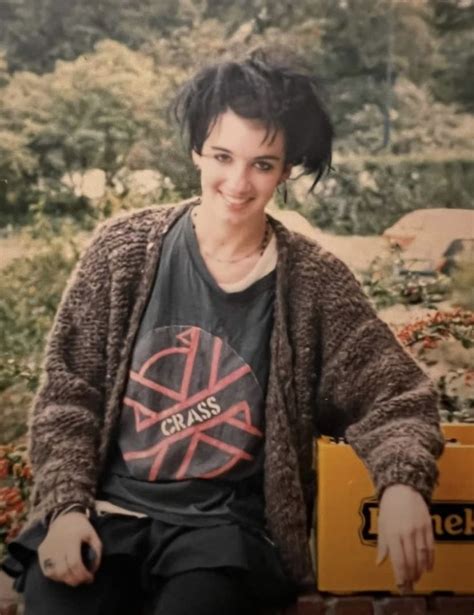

{"left": 209, "top": 146, "right": 281, "bottom": 161}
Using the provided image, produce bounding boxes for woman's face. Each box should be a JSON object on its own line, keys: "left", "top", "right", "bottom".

{"left": 192, "top": 109, "right": 291, "bottom": 226}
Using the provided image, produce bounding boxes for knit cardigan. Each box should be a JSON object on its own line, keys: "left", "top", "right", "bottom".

{"left": 28, "top": 199, "right": 444, "bottom": 589}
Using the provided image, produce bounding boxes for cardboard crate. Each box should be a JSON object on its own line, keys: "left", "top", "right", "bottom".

{"left": 316, "top": 423, "right": 474, "bottom": 593}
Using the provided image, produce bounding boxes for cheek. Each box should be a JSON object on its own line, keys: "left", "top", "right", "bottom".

{"left": 200, "top": 167, "right": 221, "bottom": 189}
{"left": 259, "top": 175, "right": 281, "bottom": 195}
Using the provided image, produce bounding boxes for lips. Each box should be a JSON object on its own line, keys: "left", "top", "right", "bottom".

{"left": 221, "top": 193, "right": 252, "bottom": 208}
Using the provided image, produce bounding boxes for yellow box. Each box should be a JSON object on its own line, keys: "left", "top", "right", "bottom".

{"left": 316, "top": 423, "right": 474, "bottom": 593}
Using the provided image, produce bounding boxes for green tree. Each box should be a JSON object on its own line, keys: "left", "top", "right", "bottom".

{"left": 0, "top": 0, "right": 185, "bottom": 73}
{"left": 430, "top": 0, "right": 474, "bottom": 111}
{"left": 0, "top": 40, "right": 179, "bottom": 222}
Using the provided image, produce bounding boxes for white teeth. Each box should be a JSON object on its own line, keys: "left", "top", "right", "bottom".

{"left": 223, "top": 196, "right": 249, "bottom": 206}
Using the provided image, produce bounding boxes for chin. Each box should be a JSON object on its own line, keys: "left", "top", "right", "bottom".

{"left": 222, "top": 198, "right": 264, "bottom": 221}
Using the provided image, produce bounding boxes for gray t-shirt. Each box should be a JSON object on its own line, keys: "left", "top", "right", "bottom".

{"left": 99, "top": 210, "right": 275, "bottom": 528}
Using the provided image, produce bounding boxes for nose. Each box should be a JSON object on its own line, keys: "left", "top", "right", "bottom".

{"left": 225, "top": 163, "right": 251, "bottom": 195}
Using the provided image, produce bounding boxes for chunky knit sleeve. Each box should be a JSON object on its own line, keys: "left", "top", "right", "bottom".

{"left": 316, "top": 253, "right": 444, "bottom": 504}
{"left": 28, "top": 224, "right": 111, "bottom": 518}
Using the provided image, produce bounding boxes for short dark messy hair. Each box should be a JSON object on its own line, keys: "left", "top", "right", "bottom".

{"left": 173, "top": 52, "right": 333, "bottom": 191}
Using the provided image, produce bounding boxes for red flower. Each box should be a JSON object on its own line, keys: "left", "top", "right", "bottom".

{"left": 21, "top": 466, "right": 32, "bottom": 480}
{"left": 0, "top": 459, "right": 9, "bottom": 479}
{"left": 0, "top": 486, "right": 22, "bottom": 508}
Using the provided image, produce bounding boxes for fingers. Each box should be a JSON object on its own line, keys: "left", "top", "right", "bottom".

{"left": 39, "top": 554, "right": 72, "bottom": 585}
{"left": 39, "top": 546, "right": 94, "bottom": 586}
{"left": 66, "top": 546, "right": 94, "bottom": 585}
{"left": 401, "top": 532, "right": 418, "bottom": 582}
{"left": 37, "top": 514, "right": 103, "bottom": 587}
{"left": 406, "top": 524, "right": 435, "bottom": 583}
{"left": 86, "top": 531, "right": 103, "bottom": 574}
{"left": 376, "top": 536, "right": 388, "bottom": 566}
{"left": 387, "top": 535, "right": 408, "bottom": 588}
{"left": 39, "top": 555, "right": 57, "bottom": 579}
{"left": 411, "top": 536, "right": 429, "bottom": 581}
{"left": 424, "top": 523, "right": 435, "bottom": 572}
{"left": 391, "top": 526, "right": 435, "bottom": 593}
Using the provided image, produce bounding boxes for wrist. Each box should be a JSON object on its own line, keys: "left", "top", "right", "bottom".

{"left": 48, "top": 503, "right": 91, "bottom": 526}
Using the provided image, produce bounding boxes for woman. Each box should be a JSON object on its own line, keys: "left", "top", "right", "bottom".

{"left": 3, "top": 54, "right": 444, "bottom": 614}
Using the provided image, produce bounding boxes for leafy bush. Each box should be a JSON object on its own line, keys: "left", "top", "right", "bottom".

{"left": 397, "top": 310, "right": 474, "bottom": 423}
{"left": 292, "top": 155, "right": 474, "bottom": 235}
{"left": 0, "top": 217, "right": 81, "bottom": 445}
{"left": 0, "top": 40, "right": 179, "bottom": 226}
{"left": 0, "top": 444, "right": 32, "bottom": 561}
{"left": 361, "top": 246, "right": 451, "bottom": 310}
{"left": 0, "top": 233, "right": 78, "bottom": 390}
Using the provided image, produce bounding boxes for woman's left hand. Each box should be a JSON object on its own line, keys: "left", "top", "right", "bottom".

{"left": 376, "top": 483, "right": 434, "bottom": 592}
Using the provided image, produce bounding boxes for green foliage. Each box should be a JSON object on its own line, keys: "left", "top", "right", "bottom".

{"left": 430, "top": 0, "right": 474, "bottom": 112}
{"left": 0, "top": 0, "right": 185, "bottom": 74}
{"left": 397, "top": 310, "right": 474, "bottom": 422}
{"left": 329, "top": 73, "right": 473, "bottom": 156}
{"left": 62, "top": 42, "right": 168, "bottom": 170}
{"left": 0, "top": 443, "right": 32, "bottom": 558}
{"left": 0, "top": 2, "right": 472, "bottom": 229}
{"left": 0, "top": 40, "right": 179, "bottom": 223}
{"left": 0, "top": 213, "right": 85, "bottom": 441}
{"left": 0, "top": 50, "right": 8, "bottom": 87}
{"left": 0, "top": 220, "right": 80, "bottom": 393}
{"left": 361, "top": 247, "right": 452, "bottom": 310}
{"left": 292, "top": 155, "right": 474, "bottom": 235}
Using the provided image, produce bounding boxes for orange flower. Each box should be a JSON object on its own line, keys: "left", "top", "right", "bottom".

{"left": 6, "top": 492, "right": 22, "bottom": 507}
{"left": 0, "top": 459, "right": 9, "bottom": 479}
{"left": 397, "top": 309, "right": 473, "bottom": 350}
{"left": 21, "top": 466, "right": 32, "bottom": 480}
{"left": 9, "top": 500, "right": 25, "bottom": 514}
{"left": 0, "top": 487, "right": 22, "bottom": 507}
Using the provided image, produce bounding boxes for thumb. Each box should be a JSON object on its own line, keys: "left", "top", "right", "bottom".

{"left": 376, "top": 538, "right": 388, "bottom": 566}
{"left": 85, "top": 532, "right": 103, "bottom": 574}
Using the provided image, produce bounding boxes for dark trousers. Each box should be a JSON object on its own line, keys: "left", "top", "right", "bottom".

{"left": 23, "top": 555, "right": 259, "bottom": 615}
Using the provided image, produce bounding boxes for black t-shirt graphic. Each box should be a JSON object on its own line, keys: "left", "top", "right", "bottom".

{"left": 99, "top": 210, "right": 275, "bottom": 528}
{"left": 121, "top": 325, "right": 263, "bottom": 482}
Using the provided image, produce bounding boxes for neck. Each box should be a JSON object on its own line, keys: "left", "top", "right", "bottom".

{"left": 192, "top": 205, "right": 267, "bottom": 261}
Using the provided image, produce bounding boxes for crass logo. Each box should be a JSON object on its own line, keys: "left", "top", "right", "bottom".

{"left": 359, "top": 499, "right": 474, "bottom": 544}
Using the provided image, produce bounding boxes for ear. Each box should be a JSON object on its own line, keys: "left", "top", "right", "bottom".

{"left": 192, "top": 149, "right": 201, "bottom": 170}
{"left": 280, "top": 164, "right": 292, "bottom": 183}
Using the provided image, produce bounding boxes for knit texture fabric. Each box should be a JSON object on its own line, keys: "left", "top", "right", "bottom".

{"left": 27, "top": 198, "right": 444, "bottom": 588}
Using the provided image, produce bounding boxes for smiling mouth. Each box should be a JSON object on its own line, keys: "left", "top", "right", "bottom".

{"left": 221, "top": 193, "right": 252, "bottom": 207}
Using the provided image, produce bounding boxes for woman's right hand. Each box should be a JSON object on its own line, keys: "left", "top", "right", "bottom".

{"left": 37, "top": 512, "right": 102, "bottom": 586}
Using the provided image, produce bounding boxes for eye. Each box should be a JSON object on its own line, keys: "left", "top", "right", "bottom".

{"left": 254, "top": 160, "right": 274, "bottom": 172}
{"left": 214, "top": 153, "right": 232, "bottom": 163}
